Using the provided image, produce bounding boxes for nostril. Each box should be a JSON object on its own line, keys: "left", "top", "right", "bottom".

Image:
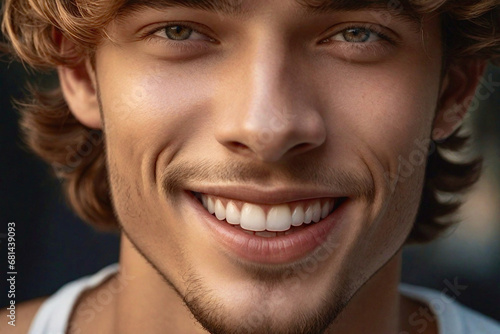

{"left": 231, "top": 141, "right": 246, "bottom": 148}
{"left": 291, "top": 143, "right": 316, "bottom": 154}
{"left": 293, "top": 143, "right": 310, "bottom": 150}
{"left": 229, "top": 141, "right": 249, "bottom": 151}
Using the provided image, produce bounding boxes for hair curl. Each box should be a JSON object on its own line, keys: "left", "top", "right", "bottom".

{"left": 1, "top": 0, "right": 499, "bottom": 239}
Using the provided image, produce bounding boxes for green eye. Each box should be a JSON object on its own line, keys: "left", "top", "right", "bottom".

{"left": 325, "top": 26, "right": 385, "bottom": 45}
{"left": 164, "top": 25, "right": 193, "bottom": 40}
{"left": 342, "top": 28, "right": 372, "bottom": 43}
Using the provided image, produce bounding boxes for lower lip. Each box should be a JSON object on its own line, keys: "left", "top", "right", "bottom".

{"left": 184, "top": 191, "right": 348, "bottom": 264}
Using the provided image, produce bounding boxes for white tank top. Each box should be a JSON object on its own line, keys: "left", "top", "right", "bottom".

{"left": 28, "top": 263, "right": 500, "bottom": 334}
{"left": 28, "top": 264, "right": 119, "bottom": 334}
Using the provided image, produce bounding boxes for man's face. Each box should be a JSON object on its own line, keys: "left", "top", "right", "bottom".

{"left": 93, "top": 0, "right": 442, "bottom": 332}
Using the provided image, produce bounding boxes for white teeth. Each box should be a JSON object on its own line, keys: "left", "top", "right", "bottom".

{"left": 215, "top": 199, "right": 226, "bottom": 220}
{"left": 207, "top": 197, "right": 215, "bottom": 214}
{"left": 198, "top": 193, "right": 336, "bottom": 233}
{"left": 225, "top": 201, "right": 241, "bottom": 225}
{"left": 266, "top": 205, "right": 292, "bottom": 232}
{"left": 291, "top": 206, "right": 305, "bottom": 226}
{"left": 321, "top": 201, "right": 330, "bottom": 219}
{"left": 312, "top": 202, "right": 322, "bottom": 223}
{"left": 240, "top": 203, "right": 267, "bottom": 231}
{"left": 304, "top": 205, "right": 313, "bottom": 224}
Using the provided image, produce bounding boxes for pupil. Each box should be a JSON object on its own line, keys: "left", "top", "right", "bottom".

{"left": 166, "top": 25, "right": 192, "bottom": 40}
{"left": 344, "top": 28, "right": 370, "bottom": 43}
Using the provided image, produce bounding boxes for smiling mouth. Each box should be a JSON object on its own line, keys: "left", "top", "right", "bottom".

{"left": 192, "top": 191, "right": 346, "bottom": 237}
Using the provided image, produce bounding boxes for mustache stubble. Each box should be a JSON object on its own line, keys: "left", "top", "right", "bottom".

{"left": 160, "top": 158, "right": 375, "bottom": 204}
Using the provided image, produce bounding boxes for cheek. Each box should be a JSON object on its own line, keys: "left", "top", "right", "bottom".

{"left": 316, "top": 57, "right": 441, "bottom": 172}
{"left": 96, "top": 56, "right": 217, "bottom": 176}
{"left": 94, "top": 52, "right": 218, "bottom": 239}
{"left": 310, "top": 55, "right": 441, "bottom": 252}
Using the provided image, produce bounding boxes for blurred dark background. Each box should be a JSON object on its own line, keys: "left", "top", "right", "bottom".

{"left": 0, "top": 59, "right": 120, "bottom": 306}
{"left": 1, "top": 57, "right": 499, "bottom": 321}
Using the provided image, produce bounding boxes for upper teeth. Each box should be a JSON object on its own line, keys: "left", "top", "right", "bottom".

{"left": 199, "top": 193, "right": 336, "bottom": 232}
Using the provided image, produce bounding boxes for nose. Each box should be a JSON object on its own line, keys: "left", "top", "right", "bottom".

{"left": 214, "top": 40, "right": 327, "bottom": 162}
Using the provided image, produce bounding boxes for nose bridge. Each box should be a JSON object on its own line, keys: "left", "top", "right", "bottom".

{"left": 215, "top": 34, "right": 326, "bottom": 162}
{"left": 246, "top": 39, "right": 292, "bottom": 136}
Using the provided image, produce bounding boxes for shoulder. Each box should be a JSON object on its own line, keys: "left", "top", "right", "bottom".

{"left": 0, "top": 297, "right": 48, "bottom": 333}
{"left": 452, "top": 302, "right": 500, "bottom": 334}
{"left": 2, "top": 264, "right": 120, "bottom": 334}
{"left": 400, "top": 283, "right": 500, "bottom": 334}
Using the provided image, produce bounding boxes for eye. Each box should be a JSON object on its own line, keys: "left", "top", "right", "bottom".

{"left": 331, "top": 27, "right": 382, "bottom": 43}
{"left": 321, "top": 25, "right": 395, "bottom": 46}
{"left": 165, "top": 25, "right": 193, "bottom": 40}
{"left": 318, "top": 24, "right": 397, "bottom": 62}
{"left": 140, "top": 22, "right": 218, "bottom": 59}
{"left": 153, "top": 24, "right": 213, "bottom": 42}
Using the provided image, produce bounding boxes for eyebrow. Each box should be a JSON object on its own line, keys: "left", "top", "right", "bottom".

{"left": 119, "top": 0, "right": 420, "bottom": 23}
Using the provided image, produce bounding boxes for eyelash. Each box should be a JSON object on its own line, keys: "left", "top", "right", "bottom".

{"left": 317, "top": 24, "right": 398, "bottom": 58}
{"left": 142, "top": 22, "right": 216, "bottom": 51}
{"left": 321, "top": 24, "right": 395, "bottom": 45}
{"left": 142, "top": 22, "right": 396, "bottom": 52}
{"left": 320, "top": 23, "right": 398, "bottom": 51}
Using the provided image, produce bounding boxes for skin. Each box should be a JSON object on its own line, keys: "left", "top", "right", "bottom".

{"left": 2, "top": 1, "right": 485, "bottom": 333}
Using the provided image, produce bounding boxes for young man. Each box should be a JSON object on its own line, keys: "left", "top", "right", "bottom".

{"left": 1, "top": 0, "right": 500, "bottom": 333}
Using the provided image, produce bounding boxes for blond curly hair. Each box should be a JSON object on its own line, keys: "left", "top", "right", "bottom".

{"left": 2, "top": 0, "right": 500, "bottom": 241}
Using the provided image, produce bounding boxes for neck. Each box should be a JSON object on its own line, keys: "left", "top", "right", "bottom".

{"left": 324, "top": 253, "right": 403, "bottom": 333}
{"left": 73, "top": 234, "right": 434, "bottom": 334}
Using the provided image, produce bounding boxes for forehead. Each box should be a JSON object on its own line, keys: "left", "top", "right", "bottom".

{"left": 118, "top": 0, "right": 420, "bottom": 19}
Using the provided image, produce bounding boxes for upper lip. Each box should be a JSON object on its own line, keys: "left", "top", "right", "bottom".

{"left": 187, "top": 184, "right": 347, "bottom": 204}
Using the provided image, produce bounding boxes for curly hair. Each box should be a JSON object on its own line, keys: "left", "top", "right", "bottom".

{"left": 2, "top": 0, "right": 500, "bottom": 240}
